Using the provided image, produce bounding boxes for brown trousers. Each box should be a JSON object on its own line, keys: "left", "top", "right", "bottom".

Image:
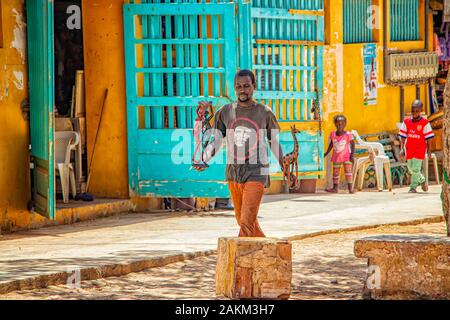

{"left": 228, "top": 181, "right": 266, "bottom": 237}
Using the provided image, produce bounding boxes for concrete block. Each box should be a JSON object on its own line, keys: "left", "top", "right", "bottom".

{"left": 216, "top": 237, "right": 292, "bottom": 300}
{"left": 354, "top": 235, "right": 450, "bottom": 300}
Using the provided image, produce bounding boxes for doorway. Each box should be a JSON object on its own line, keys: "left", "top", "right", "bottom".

{"left": 53, "top": 0, "right": 88, "bottom": 209}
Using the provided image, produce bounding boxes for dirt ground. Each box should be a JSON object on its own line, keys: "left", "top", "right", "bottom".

{"left": 1, "top": 222, "right": 447, "bottom": 300}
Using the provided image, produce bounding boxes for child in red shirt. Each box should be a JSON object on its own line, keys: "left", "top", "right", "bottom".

{"left": 399, "top": 100, "right": 434, "bottom": 193}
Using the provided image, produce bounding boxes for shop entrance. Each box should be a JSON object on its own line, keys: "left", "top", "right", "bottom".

{"left": 53, "top": 0, "right": 88, "bottom": 209}
{"left": 27, "top": 0, "right": 115, "bottom": 218}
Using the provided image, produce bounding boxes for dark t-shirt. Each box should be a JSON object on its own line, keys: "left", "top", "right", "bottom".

{"left": 212, "top": 102, "right": 281, "bottom": 187}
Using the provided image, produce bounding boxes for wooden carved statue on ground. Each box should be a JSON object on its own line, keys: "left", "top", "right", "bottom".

{"left": 443, "top": 71, "right": 450, "bottom": 236}
{"left": 282, "top": 125, "right": 300, "bottom": 191}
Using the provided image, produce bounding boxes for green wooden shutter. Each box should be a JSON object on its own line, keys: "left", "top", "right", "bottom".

{"left": 390, "top": 0, "right": 420, "bottom": 41}
{"left": 343, "top": 0, "right": 373, "bottom": 44}
{"left": 26, "top": 0, "right": 55, "bottom": 219}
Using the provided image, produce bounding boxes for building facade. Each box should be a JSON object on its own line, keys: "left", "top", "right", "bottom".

{"left": 0, "top": 0, "right": 437, "bottom": 232}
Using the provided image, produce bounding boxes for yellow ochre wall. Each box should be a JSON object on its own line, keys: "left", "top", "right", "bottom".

{"left": 82, "top": 0, "right": 129, "bottom": 199}
{"left": 0, "top": 0, "right": 131, "bottom": 233}
{"left": 320, "top": 0, "right": 433, "bottom": 188}
{"left": 0, "top": 0, "right": 33, "bottom": 231}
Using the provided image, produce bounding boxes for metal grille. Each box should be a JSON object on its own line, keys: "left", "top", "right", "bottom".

{"left": 390, "top": 0, "right": 419, "bottom": 41}
{"left": 127, "top": 0, "right": 236, "bottom": 130}
{"left": 250, "top": 0, "right": 324, "bottom": 122}
{"left": 124, "top": 0, "right": 236, "bottom": 198}
{"left": 343, "top": 0, "right": 373, "bottom": 44}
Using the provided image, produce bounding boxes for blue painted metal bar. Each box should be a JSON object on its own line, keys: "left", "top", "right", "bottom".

{"left": 150, "top": 0, "right": 163, "bottom": 129}
{"left": 201, "top": 11, "right": 209, "bottom": 99}
{"left": 141, "top": 0, "right": 151, "bottom": 129}
{"left": 286, "top": 44, "right": 291, "bottom": 121}
{"left": 256, "top": 91, "right": 317, "bottom": 100}
{"left": 183, "top": 10, "right": 192, "bottom": 128}
{"left": 253, "top": 64, "right": 317, "bottom": 71}
{"left": 264, "top": 44, "right": 269, "bottom": 93}
{"left": 256, "top": 44, "right": 262, "bottom": 92}
{"left": 135, "top": 38, "right": 225, "bottom": 44}
{"left": 125, "top": 3, "right": 233, "bottom": 15}
{"left": 123, "top": 5, "right": 140, "bottom": 194}
{"left": 306, "top": 45, "right": 312, "bottom": 120}
{"left": 165, "top": 0, "right": 174, "bottom": 129}
{"left": 271, "top": 44, "right": 276, "bottom": 114}
{"left": 189, "top": 1, "right": 200, "bottom": 128}
{"left": 223, "top": 3, "right": 237, "bottom": 100}
{"left": 293, "top": 45, "right": 299, "bottom": 120}
{"left": 251, "top": 8, "right": 322, "bottom": 21}
{"left": 211, "top": 0, "right": 221, "bottom": 105}
{"left": 134, "top": 66, "right": 225, "bottom": 74}
{"left": 174, "top": 2, "right": 186, "bottom": 129}
{"left": 300, "top": 50, "right": 304, "bottom": 119}
{"left": 238, "top": 0, "right": 252, "bottom": 69}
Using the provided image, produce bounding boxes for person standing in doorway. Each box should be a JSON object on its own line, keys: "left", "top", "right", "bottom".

{"left": 399, "top": 100, "right": 435, "bottom": 193}
{"left": 192, "top": 70, "right": 287, "bottom": 237}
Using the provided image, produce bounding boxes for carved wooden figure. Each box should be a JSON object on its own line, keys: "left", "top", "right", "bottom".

{"left": 282, "top": 125, "right": 300, "bottom": 191}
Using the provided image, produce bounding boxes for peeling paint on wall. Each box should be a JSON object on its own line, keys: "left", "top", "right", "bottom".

{"left": 13, "top": 70, "right": 24, "bottom": 90}
{"left": 323, "top": 44, "right": 344, "bottom": 118}
{"left": 0, "top": 65, "right": 9, "bottom": 101}
{"left": 11, "top": 8, "right": 27, "bottom": 64}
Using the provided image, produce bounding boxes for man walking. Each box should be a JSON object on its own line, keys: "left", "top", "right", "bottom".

{"left": 193, "top": 70, "right": 286, "bottom": 237}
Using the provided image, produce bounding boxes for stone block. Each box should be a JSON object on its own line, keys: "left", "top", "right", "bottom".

{"left": 216, "top": 237, "right": 292, "bottom": 300}
{"left": 354, "top": 235, "right": 450, "bottom": 300}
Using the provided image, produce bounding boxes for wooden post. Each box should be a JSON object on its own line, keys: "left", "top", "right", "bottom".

{"left": 442, "top": 72, "right": 450, "bottom": 236}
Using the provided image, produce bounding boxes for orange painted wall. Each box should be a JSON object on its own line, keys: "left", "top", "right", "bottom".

{"left": 82, "top": 0, "right": 129, "bottom": 198}
{"left": 0, "top": 0, "right": 33, "bottom": 231}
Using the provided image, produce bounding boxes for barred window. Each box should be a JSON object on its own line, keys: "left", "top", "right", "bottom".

{"left": 343, "top": 0, "right": 374, "bottom": 44}
{"left": 390, "top": 0, "right": 420, "bottom": 41}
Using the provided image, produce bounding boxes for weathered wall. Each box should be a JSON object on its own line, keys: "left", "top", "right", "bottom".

{"left": 0, "top": 0, "right": 439, "bottom": 231}
{"left": 82, "top": 0, "right": 129, "bottom": 198}
{"left": 1, "top": 0, "right": 131, "bottom": 233}
{"left": 0, "top": 0, "right": 33, "bottom": 231}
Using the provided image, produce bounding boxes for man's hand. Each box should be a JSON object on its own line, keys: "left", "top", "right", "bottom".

{"left": 192, "top": 162, "right": 209, "bottom": 172}
{"left": 198, "top": 101, "right": 212, "bottom": 113}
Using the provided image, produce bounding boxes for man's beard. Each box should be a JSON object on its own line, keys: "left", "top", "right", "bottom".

{"left": 238, "top": 94, "right": 251, "bottom": 102}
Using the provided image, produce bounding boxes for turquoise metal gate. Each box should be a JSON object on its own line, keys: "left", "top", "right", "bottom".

{"left": 243, "top": 0, "right": 325, "bottom": 178}
{"left": 124, "top": 0, "right": 324, "bottom": 198}
{"left": 124, "top": 1, "right": 237, "bottom": 197}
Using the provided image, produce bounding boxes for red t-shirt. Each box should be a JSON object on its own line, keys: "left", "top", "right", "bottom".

{"left": 399, "top": 117, "right": 434, "bottom": 160}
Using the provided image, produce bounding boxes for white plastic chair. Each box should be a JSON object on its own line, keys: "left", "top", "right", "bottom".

{"left": 55, "top": 131, "right": 79, "bottom": 203}
{"left": 352, "top": 130, "right": 392, "bottom": 192}
{"left": 423, "top": 153, "right": 440, "bottom": 185}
